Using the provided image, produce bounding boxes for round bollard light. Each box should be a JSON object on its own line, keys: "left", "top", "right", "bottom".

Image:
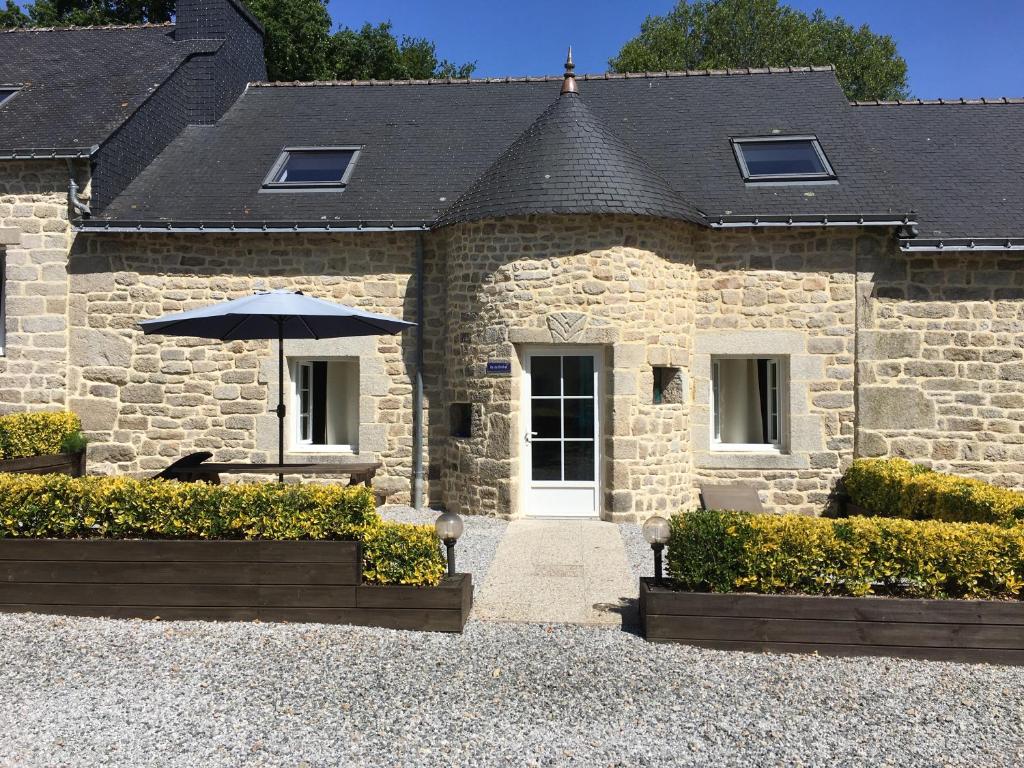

{"left": 434, "top": 511, "right": 464, "bottom": 577}
{"left": 642, "top": 515, "right": 670, "bottom": 585}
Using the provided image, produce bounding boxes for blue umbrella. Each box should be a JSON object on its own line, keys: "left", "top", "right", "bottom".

{"left": 140, "top": 289, "right": 414, "bottom": 479}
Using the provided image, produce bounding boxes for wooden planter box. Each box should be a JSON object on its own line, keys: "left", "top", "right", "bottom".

{"left": 640, "top": 578, "right": 1024, "bottom": 665}
{"left": 0, "top": 450, "right": 85, "bottom": 477}
{"left": 0, "top": 539, "right": 471, "bottom": 633}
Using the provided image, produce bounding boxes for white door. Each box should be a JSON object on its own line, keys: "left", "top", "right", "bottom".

{"left": 523, "top": 351, "right": 601, "bottom": 518}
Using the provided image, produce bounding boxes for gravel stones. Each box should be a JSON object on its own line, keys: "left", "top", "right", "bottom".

{"left": 0, "top": 613, "right": 1021, "bottom": 767}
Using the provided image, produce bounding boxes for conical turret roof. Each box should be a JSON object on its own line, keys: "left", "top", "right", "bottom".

{"left": 434, "top": 53, "right": 704, "bottom": 229}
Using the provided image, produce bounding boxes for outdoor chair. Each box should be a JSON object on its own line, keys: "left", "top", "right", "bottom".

{"left": 154, "top": 452, "right": 219, "bottom": 484}
{"left": 698, "top": 483, "right": 765, "bottom": 514}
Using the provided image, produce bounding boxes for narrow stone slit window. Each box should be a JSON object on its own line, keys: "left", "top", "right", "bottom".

{"left": 711, "top": 356, "right": 786, "bottom": 451}
{"left": 652, "top": 366, "right": 682, "bottom": 405}
{"left": 292, "top": 359, "right": 358, "bottom": 451}
{"left": 450, "top": 403, "right": 472, "bottom": 438}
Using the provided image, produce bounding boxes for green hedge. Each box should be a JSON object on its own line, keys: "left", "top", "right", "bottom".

{"left": 843, "top": 458, "right": 1024, "bottom": 527}
{"left": 0, "top": 412, "right": 84, "bottom": 459}
{"left": 669, "top": 509, "right": 1024, "bottom": 600}
{"left": 0, "top": 474, "right": 445, "bottom": 586}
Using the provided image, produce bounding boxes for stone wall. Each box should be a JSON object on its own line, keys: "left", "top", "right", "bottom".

{"left": 0, "top": 160, "right": 74, "bottom": 410}
{"left": 687, "top": 230, "right": 879, "bottom": 514}
{"left": 67, "top": 231, "right": 439, "bottom": 504}
{"left": 857, "top": 248, "right": 1024, "bottom": 490}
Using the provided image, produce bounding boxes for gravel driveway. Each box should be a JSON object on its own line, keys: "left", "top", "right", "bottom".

{"left": 0, "top": 612, "right": 1022, "bottom": 768}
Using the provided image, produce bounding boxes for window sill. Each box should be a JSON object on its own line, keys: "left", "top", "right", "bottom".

{"left": 693, "top": 450, "right": 809, "bottom": 471}
{"left": 711, "top": 443, "right": 781, "bottom": 454}
{"left": 291, "top": 445, "right": 356, "bottom": 454}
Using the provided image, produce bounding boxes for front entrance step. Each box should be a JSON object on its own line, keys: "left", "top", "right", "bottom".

{"left": 474, "top": 520, "right": 637, "bottom": 626}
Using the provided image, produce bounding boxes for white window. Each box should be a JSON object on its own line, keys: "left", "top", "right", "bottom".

{"left": 292, "top": 359, "right": 359, "bottom": 451}
{"left": 711, "top": 357, "right": 785, "bottom": 452}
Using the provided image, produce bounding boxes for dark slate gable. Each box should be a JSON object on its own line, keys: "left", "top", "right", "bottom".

{"left": 854, "top": 102, "right": 1024, "bottom": 244}
{"left": 434, "top": 90, "right": 703, "bottom": 227}
{"left": 95, "top": 68, "right": 911, "bottom": 227}
{"left": 0, "top": 25, "right": 201, "bottom": 154}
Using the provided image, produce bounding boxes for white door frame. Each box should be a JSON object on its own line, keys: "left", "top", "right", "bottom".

{"left": 519, "top": 345, "right": 604, "bottom": 519}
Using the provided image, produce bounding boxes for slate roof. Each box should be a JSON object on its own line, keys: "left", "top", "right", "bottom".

{"left": 434, "top": 88, "right": 703, "bottom": 227}
{"left": 853, "top": 102, "right": 1024, "bottom": 245}
{"left": 94, "top": 67, "right": 913, "bottom": 229}
{"left": 0, "top": 24, "right": 215, "bottom": 155}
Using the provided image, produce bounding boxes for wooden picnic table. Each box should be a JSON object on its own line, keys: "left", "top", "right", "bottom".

{"left": 182, "top": 462, "right": 380, "bottom": 486}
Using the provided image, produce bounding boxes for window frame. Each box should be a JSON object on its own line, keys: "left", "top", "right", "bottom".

{"left": 0, "top": 88, "right": 19, "bottom": 107}
{"left": 291, "top": 357, "right": 358, "bottom": 453}
{"left": 710, "top": 356, "right": 786, "bottom": 453}
{"left": 262, "top": 146, "right": 362, "bottom": 190}
{"left": 731, "top": 135, "right": 836, "bottom": 183}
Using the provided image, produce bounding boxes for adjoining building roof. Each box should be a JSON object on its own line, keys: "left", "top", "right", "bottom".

{"left": 854, "top": 102, "right": 1024, "bottom": 250}
{"left": 93, "top": 67, "right": 913, "bottom": 230}
{"left": 435, "top": 57, "right": 704, "bottom": 228}
{"left": 0, "top": 24, "right": 216, "bottom": 155}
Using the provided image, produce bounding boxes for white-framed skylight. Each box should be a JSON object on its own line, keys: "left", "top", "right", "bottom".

{"left": 262, "top": 146, "right": 361, "bottom": 190}
{"left": 0, "top": 88, "right": 20, "bottom": 107}
{"left": 731, "top": 136, "right": 835, "bottom": 182}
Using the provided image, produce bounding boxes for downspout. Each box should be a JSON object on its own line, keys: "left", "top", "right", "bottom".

{"left": 66, "top": 159, "right": 91, "bottom": 218}
{"left": 412, "top": 232, "right": 426, "bottom": 511}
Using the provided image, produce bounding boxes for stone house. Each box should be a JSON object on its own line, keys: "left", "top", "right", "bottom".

{"left": 1, "top": 11, "right": 1021, "bottom": 521}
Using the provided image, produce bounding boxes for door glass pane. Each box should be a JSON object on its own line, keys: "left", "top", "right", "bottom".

{"left": 530, "top": 356, "right": 561, "bottom": 396}
{"left": 531, "top": 441, "right": 561, "bottom": 481}
{"left": 562, "top": 356, "right": 593, "bottom": 396}
{"left": 531, "top": 399, "right": 560, "bottom": 439}
{"left": 563, "top": 399, "right": 593, "bottom": 439}
{"left": 563, "top": 441, "right": 594, "bottom": 481}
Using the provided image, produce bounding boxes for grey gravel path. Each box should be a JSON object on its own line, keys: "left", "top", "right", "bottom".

{"left": 0, "top": 612, "right": 1021, "bottom": 768}
{"left": 378, "top": 505, "right": 507, "bottom": 597}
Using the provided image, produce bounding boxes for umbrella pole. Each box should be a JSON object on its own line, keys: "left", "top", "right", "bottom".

{"left": 277, "top": 319, "right": 285, "bottom": 483}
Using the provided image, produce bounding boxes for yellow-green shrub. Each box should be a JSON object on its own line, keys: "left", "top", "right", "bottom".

{"left": 0, "top": 474, "right": 445, "bottom": 586}
{"left": 844, "top": 458, "right": 1024, "bottom": 526}
{"left": 668, "top": 509, "right": 1024, "bottom": 600}
{"left": 0, "top": 412, "right": 83, "bottom": 459}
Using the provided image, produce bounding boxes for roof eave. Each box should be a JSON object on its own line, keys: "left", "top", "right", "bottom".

{"left": 708, "top": 213, "right": 917, "bottom": 229}
{"left": 75, "top": 219, "right": 431, "bottom": 234}
{"left": 900, "top": 237, "right": 1024, "bottom": 252}
{"left": 0, "top": 146, "right": 99, "bottom": 159}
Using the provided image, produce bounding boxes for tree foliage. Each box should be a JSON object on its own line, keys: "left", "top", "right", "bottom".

{"left": 609, "top": 0, "right": 909, "bottom": 101}
{"left": 1, "top": 0, "right": 475, "bottom": 82}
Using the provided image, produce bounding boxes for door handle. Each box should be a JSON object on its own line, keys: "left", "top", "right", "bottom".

{"left": 525, "top": 431, "right": 538, "bottom": 443}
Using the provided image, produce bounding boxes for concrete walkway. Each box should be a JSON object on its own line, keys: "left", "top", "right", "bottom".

{"left": 473, "top": 519, "right": 638, "bottom": 626}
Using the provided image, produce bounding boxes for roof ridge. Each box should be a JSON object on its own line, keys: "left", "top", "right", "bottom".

{"left": 250, "top": 65, "right": 836, "bottom": 88}
{"left": 0, "top": 21, "right": 173, "bottom": 34}
{"left": 851, "top": 97, "right": 1024, "bottom": 106}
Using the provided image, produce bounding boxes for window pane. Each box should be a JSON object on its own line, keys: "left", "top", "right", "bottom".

{"left": 0, "top": 90, "right": 16, "bottom": 106}
{"left": 563, "top": 441, "right": 594, "bottom": 481}
{"left": 530, "top": 356, "right": 561, "bottom": 396}
{"left": 531, "top": 441, "right": 561, "bottom": 481}
{"left": 562, "top": 356, "right": 593, "bottom": 396}
{"left": 563, "top": 399, "right": 593, "bottom": 439}
{"left": 275, "top": 150, "right": 354, "bottom": 184}
{"left": 531, "top": 399, "right": 560, "bottom": 439}
{"left": 738, "top": 141, "right": 827, "bottom": 177}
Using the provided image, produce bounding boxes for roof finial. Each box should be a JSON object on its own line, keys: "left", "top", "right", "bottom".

{"left": 561, "top": 46, "right": 577, "bottom": 95}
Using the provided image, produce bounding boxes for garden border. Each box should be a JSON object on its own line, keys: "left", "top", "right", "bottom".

{"left": 640, "top": 578, "right": 1024, "bottom": 664}
{"left": 0, "top": 451, "right": 85, "bottom": 477}
{"left": 0, "top": 539, "right": 471, "bottom": 633}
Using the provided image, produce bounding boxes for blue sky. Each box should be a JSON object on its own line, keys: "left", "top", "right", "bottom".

{"left": 328, "top": 0, "right": 1024, "bottom": 99}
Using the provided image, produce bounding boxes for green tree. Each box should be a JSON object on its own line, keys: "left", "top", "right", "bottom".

{"left": 0, "top": 0, "right": 28, "bottom": 27}
{"left": 330, "top": 21, "right": 475, "bottom": 80}
{"left": 610, "top": 0, "right": 909, "bottom": 101}
{"left": 245, "top": 0, "right": 334, "bottom": 81}
{"left": 25, "top": 0, "right": 172, "bottom": 26}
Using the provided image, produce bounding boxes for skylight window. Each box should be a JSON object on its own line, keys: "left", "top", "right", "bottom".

{"left": 0, "top": 88, "right": 19, "bottom": 107}
{"left": 263, "top": 147, "right": 360, "bottom": 189}
{"left": 732, "top": 136, "right": 835, "bottom": 182}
